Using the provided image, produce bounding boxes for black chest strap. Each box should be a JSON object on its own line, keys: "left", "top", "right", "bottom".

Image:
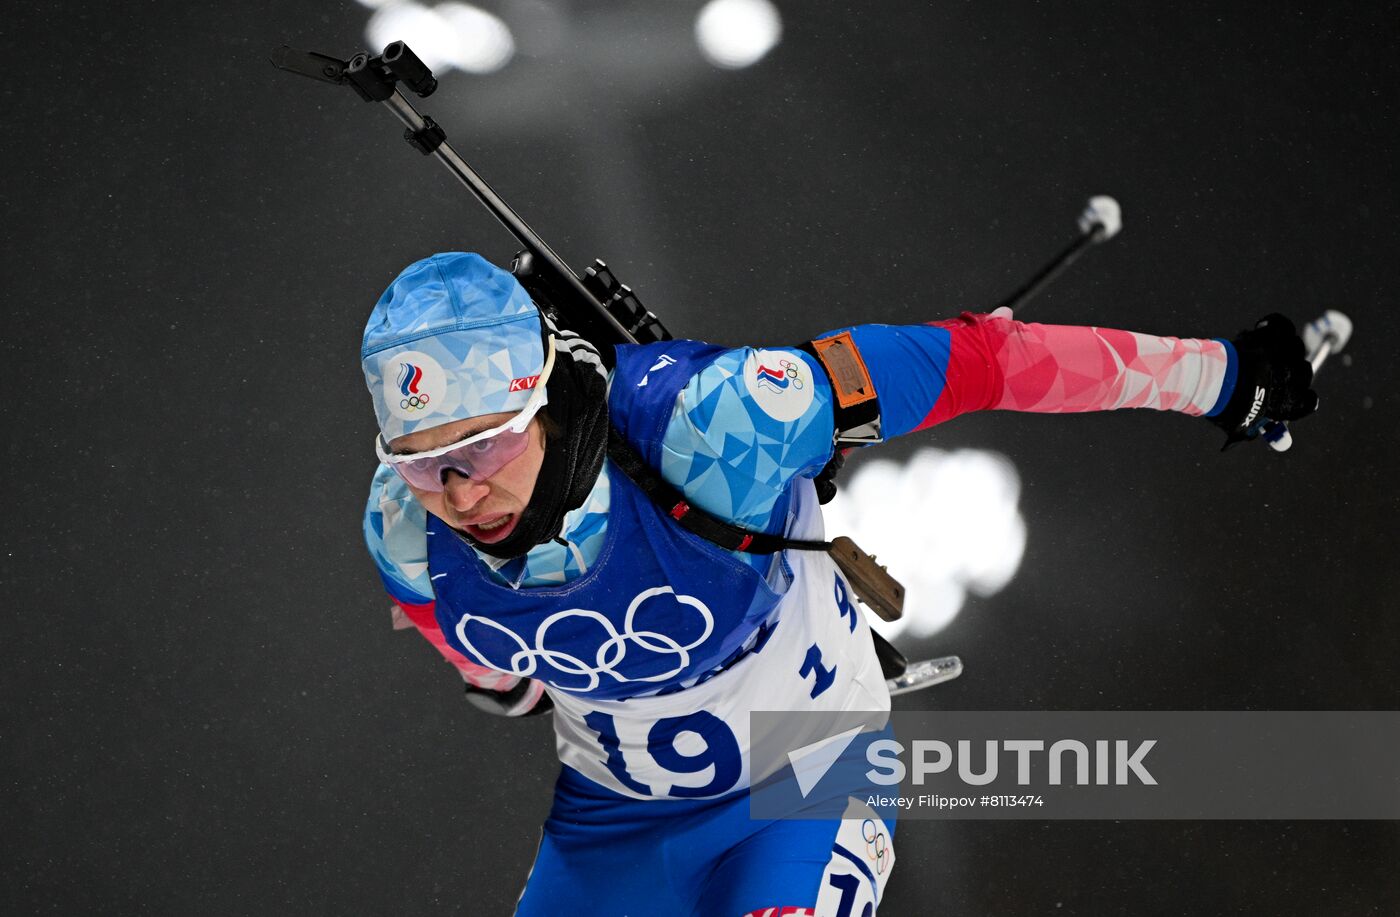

{"left": 606, "top": 424, "right": 909, "bottom": 676}
{"left": 605, "top": 426, "right": 830, "bottom": 555}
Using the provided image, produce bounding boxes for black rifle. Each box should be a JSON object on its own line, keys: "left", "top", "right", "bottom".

{"left": 270, "top": 42, "right": 669, "bottom": 366}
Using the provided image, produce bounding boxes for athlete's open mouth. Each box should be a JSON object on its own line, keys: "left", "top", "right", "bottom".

{"left": 463, "top": 513, "right": 517, "bottom": 542}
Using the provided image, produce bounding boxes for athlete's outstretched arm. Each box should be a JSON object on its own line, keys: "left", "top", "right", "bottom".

{"left": 661, "top": 310, "right": 1314, "bottom": 527}
{"left": 825, "top": 309, "right": 1315, "bottom": 444}
{"left": 846, "top": 311, "right": 1235, "bottom": 437}
{"left": 658, "top": 316, "right": 1230, "bottom": 528}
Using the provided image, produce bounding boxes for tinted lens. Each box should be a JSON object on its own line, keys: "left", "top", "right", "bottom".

{"left": 392, "top": 427, "right": 532, "bottom": 491}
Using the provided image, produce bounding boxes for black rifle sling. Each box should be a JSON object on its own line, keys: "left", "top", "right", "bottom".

{"left": 606, "top": 425, "right": 909, "bottom": 672}
{"left": 605, "top": 426, "right": 830, "bottom": 555}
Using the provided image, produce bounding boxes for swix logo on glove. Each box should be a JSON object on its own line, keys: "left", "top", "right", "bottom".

{"left": 1242, "top": 385, "right": 1267, "bottom": 428}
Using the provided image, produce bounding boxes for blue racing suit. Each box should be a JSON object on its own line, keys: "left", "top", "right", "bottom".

{"left": 364, "top": 316, "right": 1235, "bottom": 915}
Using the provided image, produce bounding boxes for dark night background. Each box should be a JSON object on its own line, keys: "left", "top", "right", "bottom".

{"left": 4, "top": 0, "right": 1398, "bottom": 914}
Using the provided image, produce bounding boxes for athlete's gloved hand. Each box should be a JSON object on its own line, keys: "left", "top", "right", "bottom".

{"left": 464, "top": 676, "right": 553, "bottom": 717}
{"left": 1209, "top": 313, "right": 1319, "bottom": 449}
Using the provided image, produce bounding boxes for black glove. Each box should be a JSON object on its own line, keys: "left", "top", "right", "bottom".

{"left": 464, "top": 678, "right": 554, "bottom": 717}
{"left": 1208, "top": 313, "right": 1319, "bottom": 449}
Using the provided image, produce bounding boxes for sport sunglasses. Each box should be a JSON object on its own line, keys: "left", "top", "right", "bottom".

{"left": 374, "top": 338, "right": 555, "bottom": 491}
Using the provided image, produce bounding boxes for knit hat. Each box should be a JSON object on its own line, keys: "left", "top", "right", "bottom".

{"left": 362, "top": 252, "right": 546, "bottom": 443}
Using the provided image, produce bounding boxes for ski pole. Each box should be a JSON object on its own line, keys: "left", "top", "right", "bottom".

{"left": 1257, "top": 310, "right": 1353, "bottom": 452}
{"left": 994, "top": 196, "right": 1123, "bottom": 314}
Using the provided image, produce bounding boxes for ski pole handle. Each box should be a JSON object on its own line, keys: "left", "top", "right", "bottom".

{"left": 1257, "top": 310, "right": 1352, "bottom": 452}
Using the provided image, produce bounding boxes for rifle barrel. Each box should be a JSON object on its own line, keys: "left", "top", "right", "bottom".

{"left": 381, "top": 89, "right": 636, "bottom": 349}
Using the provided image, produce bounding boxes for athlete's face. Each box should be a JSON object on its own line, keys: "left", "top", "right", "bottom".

{"left": 388, "top": 412, "right": 546, "bottom": 545}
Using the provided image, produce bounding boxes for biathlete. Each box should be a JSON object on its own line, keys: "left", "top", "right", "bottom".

{"left": 361, "top": 251, "right": 1316, "bottom": 915}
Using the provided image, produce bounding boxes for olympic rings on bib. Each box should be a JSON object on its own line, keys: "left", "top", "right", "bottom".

{"left": 453, "top": 586, "right": 716, "bottom": 693}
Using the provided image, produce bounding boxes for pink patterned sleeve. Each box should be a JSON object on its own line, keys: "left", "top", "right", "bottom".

{"left": 922, "top": 312, "right": 1231, "bottom": 424}
{"left": 389, "top": 598, "right": 534, "bottom": 693}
